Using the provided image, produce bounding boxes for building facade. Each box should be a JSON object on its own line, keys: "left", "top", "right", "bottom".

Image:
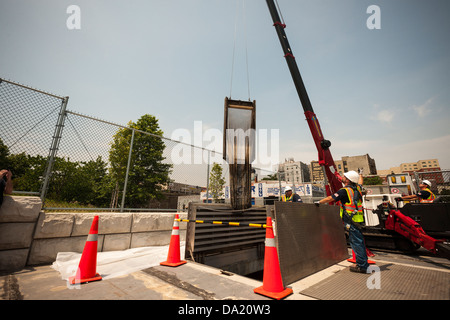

{"left": 377, "top": 159, "right": 441, "bottom": 177}
{"left": 400, "top": 159, "right": 440, "bottom": 174}
{"left": 278, "top": 158, "right": 311, "bottom": 184}
{"left": 341, "top": 154, "right": 377, "bottom": 175}
{"left": 310, "top": 154, "right": 377, "bottom": 182}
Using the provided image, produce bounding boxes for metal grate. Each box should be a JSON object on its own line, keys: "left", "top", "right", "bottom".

{"left": 185, "top": 203, "right": 266, "bottom": 275}
{"left": 300, "top": 263, "right": 450, "bottom": 300}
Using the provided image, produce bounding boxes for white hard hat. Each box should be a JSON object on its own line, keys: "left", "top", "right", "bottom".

{"left": 284, "top": 186, "right": 292, "bottom": 192}
{"left": 344, "top": 170, "right": 360, "bottom": 184}
{"left": 421, "top": 180, "right": 432, "bottom": 187}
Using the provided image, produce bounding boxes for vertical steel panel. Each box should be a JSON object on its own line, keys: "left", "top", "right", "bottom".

{"left": 273, "top": 202, "right": 348, "bottom": 286}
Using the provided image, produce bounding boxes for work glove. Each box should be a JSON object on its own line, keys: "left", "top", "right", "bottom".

{"left": 314, "top": 201, "right": 320, "bottom": 207}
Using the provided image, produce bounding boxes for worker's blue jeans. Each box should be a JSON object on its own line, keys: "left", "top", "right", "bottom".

{"left": 346, "top": 221, "right": 370, "bottom": 270}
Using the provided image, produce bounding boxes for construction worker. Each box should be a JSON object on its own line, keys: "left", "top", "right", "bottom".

{"left": 281, "top": 186, "right": 302, "bottom": 202}
{"left": 315, "top": 170, "right": 370, "bottom": 273}
{"left": 396, "top": 180, "right": 436, "bottom": 203}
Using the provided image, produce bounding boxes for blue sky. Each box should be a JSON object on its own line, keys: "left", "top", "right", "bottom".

{"left": 1, "top": 0, "right": 449, "bottom": 171}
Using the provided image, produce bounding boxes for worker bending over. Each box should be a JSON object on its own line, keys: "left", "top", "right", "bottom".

{"left": 316, "top": 170, "right": 370, "bottom": 273}
{"left": 396, "top": 180, "right": 436, "bottom": 203}
{"left": 282, "top": 186, "right": 302, "bottom": 202}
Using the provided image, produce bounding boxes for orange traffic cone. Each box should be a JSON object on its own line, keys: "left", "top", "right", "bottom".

{"left": 160, "top": 214, "right": 187, "bottom": 267}
{"left": 69, "top": 215, "right": 102, "bottom": 285}
{"left": 254, "top": 217, "right": 293, "bottom": 300}
{"left": 347, "top": 249, "right": 376, "bottom": 264}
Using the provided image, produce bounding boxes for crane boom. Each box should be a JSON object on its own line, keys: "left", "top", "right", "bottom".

{"left": 266, "top": 0, "right": 343, "bottom": 195}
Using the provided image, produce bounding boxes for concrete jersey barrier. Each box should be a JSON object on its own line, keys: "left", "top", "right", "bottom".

{"left": 0, "top": 196, "right": 187, "bottom": 272}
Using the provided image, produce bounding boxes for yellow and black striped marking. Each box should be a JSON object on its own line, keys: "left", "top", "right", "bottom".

{"left": 176, "top": 219, "right": 271, "bottom": 229}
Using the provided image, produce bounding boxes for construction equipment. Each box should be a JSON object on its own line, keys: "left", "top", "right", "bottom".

{"left": 265, "top": 0, "right": 450, "bottom": 258}
{"left": 69, "top": 216, "right": 102, "bottom": 285}
{"left": 185, "top": 2, "right": 450, "bottom": 280}
{"left": 254, "top": 216, "right": 293, "bottom": 300}
{"left": 367, "top": 201, "right": 450, "bottom": 258}
{"left": 223, "top": 98, "right": 256, "bottom": 210}
{"left": 384, "top": 207, "right": 449, "bottom": 257}
{"left": 266, "top": 0, "right": 343, "bottom": 197}
{"left": 184, "top": 203, "right": 267, "bottom": 276}
{"left": 160, "top": 214, "right": 187, "bottom": 267}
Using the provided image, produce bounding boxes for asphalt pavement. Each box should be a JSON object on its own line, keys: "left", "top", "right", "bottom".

{"left": 1, "top": 248, "right": 449, "bottom": 303}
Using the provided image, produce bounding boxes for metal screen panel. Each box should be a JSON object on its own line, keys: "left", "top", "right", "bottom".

{"left": 273, "top": 202, "right": 348, "bottom": 286}
{"left": 185, "top": 203, "right": 266, "bottom": 275}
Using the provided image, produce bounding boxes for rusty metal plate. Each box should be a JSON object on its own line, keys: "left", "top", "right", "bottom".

{"left": 273, "top": 202, "right": 348, "bottom": 286}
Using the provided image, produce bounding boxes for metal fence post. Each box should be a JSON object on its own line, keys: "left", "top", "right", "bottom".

{"left": 277, "top": 168, "right": 282, "bottom": 201}
{"left": 121, "top": 129, "right": 135, "bottom": 212}
{"left": 413, "top": 172, "right": 420, "bottom": 192}
{"left": 206, "top": 150, "right": 210, "bottom": 203}
{"left": 40, "top": 96, "right": 69, "bottom": 204}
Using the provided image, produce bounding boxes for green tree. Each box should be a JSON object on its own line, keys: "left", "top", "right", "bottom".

{"left": 1, "top": 138, "right": 112, "bottom": 207}
{"left": 261, "top": 173, "right": 278, "bottom": 181}
{"left": 109, "top": 114, "right": 172, "bottom": 207}
{"left": 8, "top": 153, "right": 47, "bottom": 192}
{"left": 50, "top": 156, "right": 82, "bottom": 202}
{"left": 363, "top": 176, "right": 384, "bottom": 185}
{"left": 0, "top": 138, "right": 10, "bottom": 169}
{"left": 209, "top": 162, "right": 226, "bottom": 203}
{"left": 45, "top": 156, "right": 110, "bottom": 207}
{"left": 81, "top": 156, "right": 112, "bottom": 207}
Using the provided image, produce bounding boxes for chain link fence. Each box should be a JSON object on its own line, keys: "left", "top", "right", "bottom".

{"left": 3, "top": 78, "right": 449, "bottom": 211}
{"left": 0, "top": 79, "right": 67, "bottom": 197}
{"left": 0, "top": 78, "right": 277, "bottom": 211}
{"left": 414, "top": 170, "right": 450, "bottom": 202}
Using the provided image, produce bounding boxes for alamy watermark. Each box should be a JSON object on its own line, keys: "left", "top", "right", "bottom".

{"left": 170, "top": 121, "right": 280, "bottom": 169}
{"left": 67, "top": 5, "right": 381, "bottom": 31}
{"left": 366, "top": 265, "right": 381, "bottom": 290}
{"left": 367, "top": 5, "right": 381, "bottom": 30}
{"left": 66, "top": 5, "right": 81, "bottom": 30}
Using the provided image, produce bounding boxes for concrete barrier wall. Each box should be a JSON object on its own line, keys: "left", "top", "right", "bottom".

{"left": 0, "top": 196, "right": 187, "bottom": 272}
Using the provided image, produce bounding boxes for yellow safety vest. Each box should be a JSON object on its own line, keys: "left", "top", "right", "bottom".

{"left": 281, "top": 195, "right": 292, "bottom": 202}
{"left": 420, "top": 188, "right": 436, "bottom": 203}
{"left": 339, "top": 186, "right": 364, "bottom": 223}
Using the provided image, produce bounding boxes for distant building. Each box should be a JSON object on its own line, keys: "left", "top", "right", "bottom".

{"left": 377, "top": 167, "right": 402, "bottom": 176}
{"left": 377, "top": 158, "right": 443, "bottom": 185}
{"left": 400, "top": 159, "right": 440, "bottom": 174}
{"left": 278, "top": 158, "right": 311, "bottom": 184}
{"left": 378, "top": 159, "right": 441, "bottom": 177}
{"left": 310, "top": 154, "right": 377, "bottom": 182}
{"left": 341, "top": 154, "right": 377, "bottom": 175}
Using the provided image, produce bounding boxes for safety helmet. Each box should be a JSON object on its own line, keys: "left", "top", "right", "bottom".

{"left": 421, "top": 180, "right": 432, "bottom": 187}
{"left": 343, "top": 170, "right": 360, "bottom": 184}
{"left": 284, "top": 186, "right": 292, "bottom": 192}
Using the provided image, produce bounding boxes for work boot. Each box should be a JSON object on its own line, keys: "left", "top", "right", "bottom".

{"left": 349, "top": 265, "right": 367, "bottom": 274}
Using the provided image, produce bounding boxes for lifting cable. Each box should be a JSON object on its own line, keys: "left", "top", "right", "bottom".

{"left": 176, "top": 218, "right": 272, "bottom": 229}
{"left": 229, "top": 0, "right": 251, "bottom": 101}
{"left": 274, "top": 0, "right": 286, "bottom": 26}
